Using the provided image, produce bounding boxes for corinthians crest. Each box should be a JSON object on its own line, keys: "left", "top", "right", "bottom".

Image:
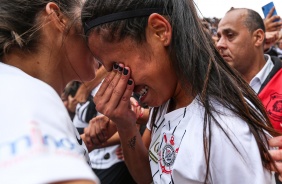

{"left": 160, "top": 133, "right": 179, "bottom": 174}
{"left": 162, "top": 144, "right": 175, "bottom": 166}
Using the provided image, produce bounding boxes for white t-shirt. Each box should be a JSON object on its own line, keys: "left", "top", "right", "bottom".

{"left": 0, "top": 63, "right": 100, "bottom": 184}
{"left": 73, "top": 83, "right": 122, "bottom": 169}
{"left": 148, "top": 97, "right": 272, "bottom": 184}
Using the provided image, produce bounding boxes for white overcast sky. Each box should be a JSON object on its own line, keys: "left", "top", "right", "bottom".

{"left": 194, "top": 0, "right": 282, "bottom": 19}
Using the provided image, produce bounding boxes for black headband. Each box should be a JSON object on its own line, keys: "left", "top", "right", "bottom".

{"left": 84, "top": 8, "right": 165, "bottom": 35}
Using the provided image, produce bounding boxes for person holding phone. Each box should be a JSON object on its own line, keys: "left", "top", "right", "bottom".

{"left": 262, "top": 4, "right": 282, "bottom": 58}
{"left": 262, "top": 3, "right": 282, "bottom": 32}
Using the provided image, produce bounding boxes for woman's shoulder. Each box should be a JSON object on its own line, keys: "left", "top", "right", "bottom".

{"left": 0, "top": 62, "right": 59, "bottom": 103}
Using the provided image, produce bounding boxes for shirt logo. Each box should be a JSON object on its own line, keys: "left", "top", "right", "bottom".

{"left": 160, "top": 134, "right": 179, "bottom": 174}
{"left": 265, "top": 93, "right": 282, "bottom": 130}
{"left": 0, "top": 121, "right": 78, "bottom": 164}
{"left": 162, "top": 144, "right": 175, "bottom": 167}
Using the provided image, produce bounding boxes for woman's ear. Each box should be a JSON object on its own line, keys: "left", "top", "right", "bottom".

{"left": 147, "top": 13, "right": 172, "bottom": 46}
{"left": 45, "top": 2, "right": 68, "bottom": 31}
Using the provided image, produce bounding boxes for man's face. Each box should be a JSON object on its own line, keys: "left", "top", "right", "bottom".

{"left": 216, "top": 10, "right": 256, "bottom": 75}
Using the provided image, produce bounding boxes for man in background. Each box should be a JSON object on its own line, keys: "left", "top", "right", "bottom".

{"left": 216, "top": 7, "right": 282, "bottom": 184}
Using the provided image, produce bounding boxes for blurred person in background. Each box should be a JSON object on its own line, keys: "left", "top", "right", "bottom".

{"left": 61, "top": 81, "right": 81, "bottom": 120}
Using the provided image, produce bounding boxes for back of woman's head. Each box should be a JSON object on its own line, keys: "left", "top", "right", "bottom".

{"left": 0, "top": 0, "right": 83, "bottom": 58}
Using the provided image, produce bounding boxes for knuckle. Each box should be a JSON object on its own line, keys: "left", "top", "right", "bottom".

{"left": 84, "top": 128, "right": 89, "bottom": 135}
{"left": 101, "top": 116, "right": 107, "bottom": 121}
{"left": 89, "top": 118, "right": 95, "bottom": 124}
{"left": 103, "top": 108, "right": 111, "bottom": 117}
{"left": 121, "top": 96, "right": 129, "bottom": 102}
{"left": 104, "top": 75, "right": 112, "bottom": 84}
{"left": 113, "top": 89, "right": 121, "bottom": 96}
{"left": 108, "top": 81, "right": 116, "bottom": 89}
{"left": 95, "top": 102, "right": 103, "bottom": 112}
{"left": 93, "top": 96, "right": 100, "bottom": 104}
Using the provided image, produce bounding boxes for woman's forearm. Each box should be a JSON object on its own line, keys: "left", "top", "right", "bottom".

{"left": 117, "top": 126, "right": 152, "bottom": 184}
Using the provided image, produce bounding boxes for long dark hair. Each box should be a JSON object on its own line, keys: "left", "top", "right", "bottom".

{"left": 81, "top": 0, "right": 280, "bottom": 182}
{"left": 0, "top": 0, "right": 83, "bottom": 58}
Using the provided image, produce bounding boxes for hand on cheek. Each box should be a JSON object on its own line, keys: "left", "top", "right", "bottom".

{"left": 94, "top": 63, "right": 136, "bottom": 129}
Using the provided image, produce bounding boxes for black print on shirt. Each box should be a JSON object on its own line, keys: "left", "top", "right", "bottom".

{"left": 76, "top": 136, "right": 83, "bottom": 145}
{"left": 183, "top": 107, "right": 187, "bottom": 118}
{"left": 154, "top": 118, "right": 165, "bottom": 133}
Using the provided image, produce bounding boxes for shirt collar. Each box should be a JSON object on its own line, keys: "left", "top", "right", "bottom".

{"left": 249, "top": 54, "right": 274, "bottom": 93}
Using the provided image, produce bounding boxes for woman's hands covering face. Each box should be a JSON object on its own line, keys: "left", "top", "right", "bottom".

{"left": 94, "top": 63, "right": 137, "bottom": 130}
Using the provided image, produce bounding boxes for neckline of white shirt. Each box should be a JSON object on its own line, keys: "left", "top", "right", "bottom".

{"left": 249, "top": 54, "right": 274, "bottom": 94}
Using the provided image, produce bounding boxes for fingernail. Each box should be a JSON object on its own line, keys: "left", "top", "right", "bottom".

{"left": 123, "top": 68, "right": 128, "bottom": 75}
{"left": 113, "top": 63, "right": 119, "bottom": 70}
{"left": 128, "top": 79, "right": 133, "bottom": 85}
{"left": 118, "top": 65, "right": 123, "bottom": 72}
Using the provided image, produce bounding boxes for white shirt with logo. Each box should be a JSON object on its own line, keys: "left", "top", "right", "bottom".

{"left": 148, "top": 97, "right": 272, "bottom": 184}
{"left": 0, "top": 63, "right": 100, "bottom": 184}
